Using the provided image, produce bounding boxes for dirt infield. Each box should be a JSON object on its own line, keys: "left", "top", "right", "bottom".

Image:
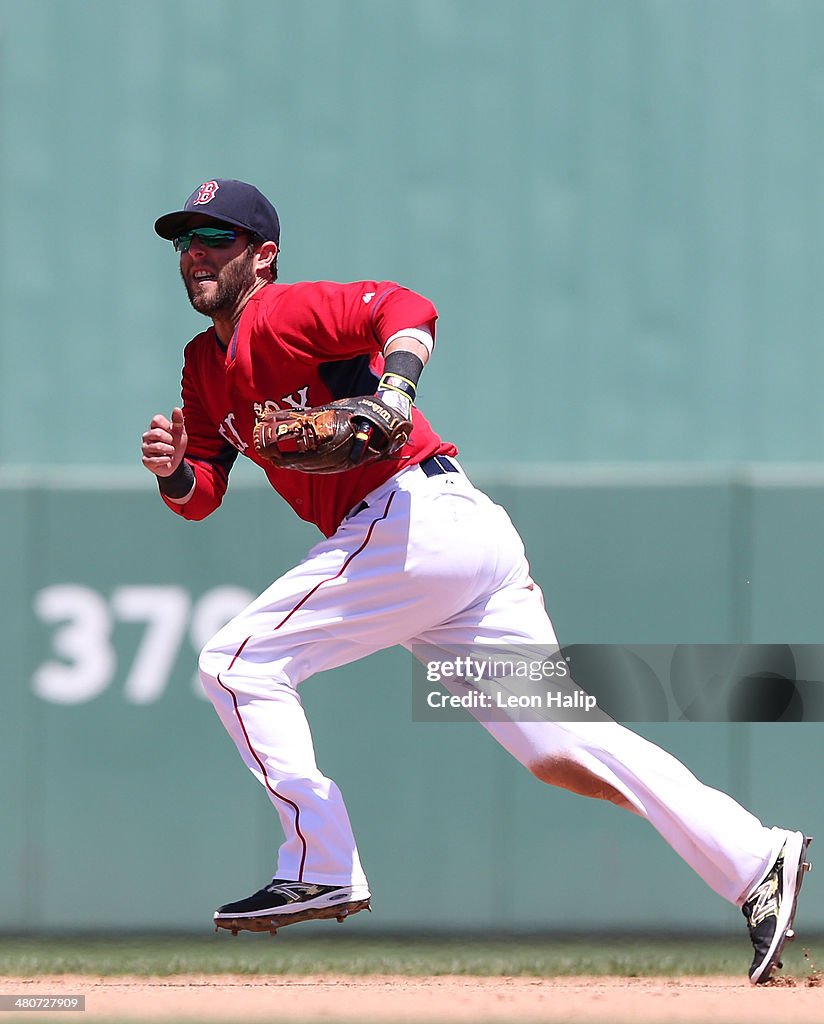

{"left": 4, "top": 973, "right": 824, "bottom": 1023}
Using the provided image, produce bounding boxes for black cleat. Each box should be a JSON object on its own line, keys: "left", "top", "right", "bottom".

{"left": 743, "top": 832, "right": 812, "bottom": 984}
{"left": 214, "top": 879, "right": 371, "bottom": 935}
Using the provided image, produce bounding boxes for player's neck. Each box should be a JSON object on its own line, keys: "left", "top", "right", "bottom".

{"left": 212, "top": 279, "right": 268, "bottom": 346}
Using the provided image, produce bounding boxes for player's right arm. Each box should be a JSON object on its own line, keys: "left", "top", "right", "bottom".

{"left": 141, "top": 340, "right": 238, "bottom": 521}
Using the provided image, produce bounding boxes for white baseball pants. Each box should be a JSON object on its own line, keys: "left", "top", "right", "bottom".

{"left": 198, "top": 461, "right": 784, "bottom": 906}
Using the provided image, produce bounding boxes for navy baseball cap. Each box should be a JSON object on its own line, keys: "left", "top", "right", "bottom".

{"left": 154, "top": 179, "right": 280, "bottom": 243}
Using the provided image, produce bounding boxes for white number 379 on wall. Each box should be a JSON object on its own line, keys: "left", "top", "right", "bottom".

{"left": 32, "top": 584, "right": 254, "bottom": 705}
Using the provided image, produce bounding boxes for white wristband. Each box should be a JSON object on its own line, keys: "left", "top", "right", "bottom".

{"left": 384, "top": 326, "right": 434, "bottom": 355}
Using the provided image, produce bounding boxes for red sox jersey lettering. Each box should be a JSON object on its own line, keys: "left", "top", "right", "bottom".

{"left": 253, "top": 386, "right": 311, "bottom": 418}
{"left": 218, "top": 412, "right": 247, "bottom": 453}
{"left": 223, "top": 388, "right": 312, "bottom": 451}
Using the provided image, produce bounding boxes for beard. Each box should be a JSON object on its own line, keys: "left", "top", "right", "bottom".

{"left": 182, "top": 247, "right": 256, "bottom": 318}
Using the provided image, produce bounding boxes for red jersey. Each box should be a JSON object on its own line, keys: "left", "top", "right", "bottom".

{"left": 164, "top": 279, "right": 458, "bottom": 537}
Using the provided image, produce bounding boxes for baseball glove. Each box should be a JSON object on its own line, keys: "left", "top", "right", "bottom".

{"left": 253, "top": 395, "right": 412, "bottom": 474}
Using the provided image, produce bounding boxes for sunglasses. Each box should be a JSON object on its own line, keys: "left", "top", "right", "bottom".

{"left": 172, "top": 227, "right": 241, "bottom": 252}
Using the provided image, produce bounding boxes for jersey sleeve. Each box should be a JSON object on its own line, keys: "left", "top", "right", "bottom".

{"left": 160, "top": 342, "right": 239, "bottom": 522}
{"left": 263, "top": 280, "right": 438, "bottom": 359}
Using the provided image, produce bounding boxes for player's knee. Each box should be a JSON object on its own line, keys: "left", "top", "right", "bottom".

{"left": 197, "top": 643, "right": 224, "bottom": 700}
{"left": 529, "top": 755, "right": 634, "bottom": 811}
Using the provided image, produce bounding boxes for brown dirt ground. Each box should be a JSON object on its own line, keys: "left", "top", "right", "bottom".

{"left": 3, "top": 973, "right": 824, "bottom": 1023}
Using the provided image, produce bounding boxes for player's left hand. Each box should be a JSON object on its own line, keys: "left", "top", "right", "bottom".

{"left": 253, "top": 396, "right": 411, "bottom": 474}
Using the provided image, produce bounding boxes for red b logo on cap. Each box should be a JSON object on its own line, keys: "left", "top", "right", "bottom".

{"left": 193, "top": 181, "right": 219, "bottom": 205}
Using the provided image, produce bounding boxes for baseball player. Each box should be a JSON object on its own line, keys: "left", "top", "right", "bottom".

{"left": 142, "top": 178, "right": 810, "bottom": 984}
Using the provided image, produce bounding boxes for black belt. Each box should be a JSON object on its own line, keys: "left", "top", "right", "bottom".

{"left": 349, "top": 455, "right": 459, "bottom": 517}
{"left": 419, "top": 454, "right": 460, "bottom": 478}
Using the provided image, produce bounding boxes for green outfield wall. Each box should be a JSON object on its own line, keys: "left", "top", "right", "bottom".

{"left": 1, "top": 467, "right": 822, "bottom": 934}
{"left": 3, "top": 0, "right": 824, "bottom": 465}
